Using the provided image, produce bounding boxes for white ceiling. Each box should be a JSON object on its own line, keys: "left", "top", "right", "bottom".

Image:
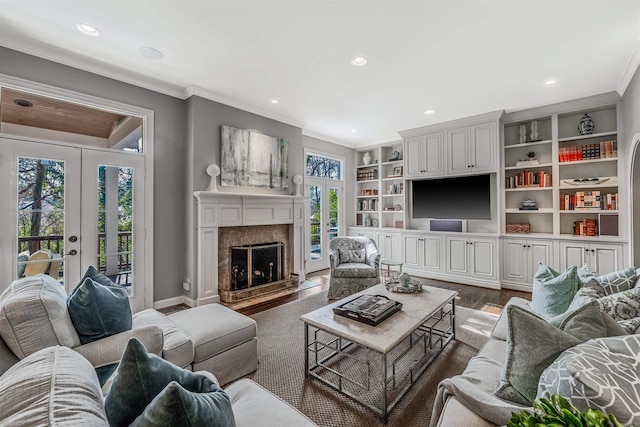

{"left": 1, "top": 1, "right": 639, "bottom": 147}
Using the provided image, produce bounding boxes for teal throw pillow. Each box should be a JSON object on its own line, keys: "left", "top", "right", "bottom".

{"left": 16, "top": 251, "right": 29, "bottom": 278}
{"left": 531, "top": 264, "right": 581, "bottom": 318}
{"left": 495, "top": 305, "right": 582, "bottom": 405}
{"left": 105, "top": 338, "right": 235, "bottom": 427}
{"left": 82, "top": 265, "right": 118, "bottom": 287}
{"left": 67, "top": 267, "right": 132, "bottom": 345}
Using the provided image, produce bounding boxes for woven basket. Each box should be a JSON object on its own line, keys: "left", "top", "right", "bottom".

{"left": 506, "top": 223, "right": 530, "bottom": 234}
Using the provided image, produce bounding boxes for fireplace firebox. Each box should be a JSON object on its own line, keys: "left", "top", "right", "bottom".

{"left": 231, "top": 242, "right": 284, "bottom": 290}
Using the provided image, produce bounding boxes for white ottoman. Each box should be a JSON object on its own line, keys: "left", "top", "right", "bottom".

{"left": 169, "top": 304, "right": 258, "bottom": 386}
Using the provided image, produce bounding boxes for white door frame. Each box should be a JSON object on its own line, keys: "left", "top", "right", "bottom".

{"left": 0, "top": 74, "right": 155, "bottom": 310}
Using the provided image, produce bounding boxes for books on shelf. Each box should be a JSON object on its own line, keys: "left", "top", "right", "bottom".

{"left": 505, "top": 170, "right": 552, "bottom": 189}
{"left": 357, "top": 168, "right": 378, "bottom": 181}
{"left": 573, "top": 218, "right": 598, "bottom": 236}
{"left": 559, "top": 192, "right": 618, "bottom": 211}
{"left": 559, "top": 140, "right": 617, "bottom": 162}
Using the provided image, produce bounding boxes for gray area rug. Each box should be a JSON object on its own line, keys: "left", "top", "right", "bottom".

{"left": 242, "top": 290, "right": 499, "bottom": 426}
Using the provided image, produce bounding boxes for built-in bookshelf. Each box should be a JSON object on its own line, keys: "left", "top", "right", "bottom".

{"left": 502, "top": 98, "right": 622, "bottom": 238}
{"left": 355, "top": 143, "right": 405, "bottom": 229}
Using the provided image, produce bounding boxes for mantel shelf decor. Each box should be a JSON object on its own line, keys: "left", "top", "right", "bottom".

{"left": 221, "top": 125, "right": 289, "bottom": 191}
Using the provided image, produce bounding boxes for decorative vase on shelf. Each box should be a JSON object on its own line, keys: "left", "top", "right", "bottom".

{"left": 363, "top": 151, "right": 372, "bottom": 165}
{"left": 530, "top": 120, "right": 539, "bottom": 142}
{"left": 519, "top": 124, "right": 527, "bottom": 144}
{"left": 579, "top": 113, "right": 594, "bottom": 135}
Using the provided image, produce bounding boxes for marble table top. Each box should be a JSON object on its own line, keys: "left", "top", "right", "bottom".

{"left": 300, "top": 283, "right": 457, "bottom": 354}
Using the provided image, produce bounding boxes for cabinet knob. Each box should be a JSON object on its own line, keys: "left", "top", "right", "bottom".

{"left": 467, "top": 165, "right": 471, "bottom": 168}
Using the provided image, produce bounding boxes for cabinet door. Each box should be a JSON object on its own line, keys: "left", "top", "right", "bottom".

{"left": 424, "top": 132, "right": 444, "bottom": 176}
{"left": 377, "top": 232, "right": 401, "bottom": 261}
{"left": 502, "top": 239, "right": 527, "bottom": 282}
{"left": 403, "top": 235, "right": 421, "bottom": 269}
{"left": 559, "top": 241, "right": 589, "bottom": 271}
{"left": 591, "top": 244, "right": 623, "bottom": 274}
{"left": 405, "top": 136, "right": 425, "bottom": 177}
{"left": 528, "top": 240, "right": 553, "bottom": 280}
{"left": 470, "top": 238, "right": 496, "bottom": 280}
{"left": 422, "top": 235, "right": 443, "bottom": 272}
{"left": 446, "top": 236, "right": 470, "bottom": 275}
{"left": 447, "top": 127, "right": 471, "bottom": 175}
{"left": 470, "top": 122, "right": 496, "bottom": 172}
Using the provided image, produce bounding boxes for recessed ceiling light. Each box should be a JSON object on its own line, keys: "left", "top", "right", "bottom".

{"left": 13, "top": 99, "right": 33, "bottom": 108}
{"left": 424, "top": 109, "right": 435, "bottom": 115}
{"left": 75, "top": 23, "right": 100, "bottom": 37}
{"left": 545, "top": 80, "right": 556, "bottom": 85}
{"left": 271, "top": 99, "right": 279, "bottom": 104}
{"left": 351, "top": 129, "right": 357, "bottom": 133}
{"left": 138, "top": 46, "right": 164, "bottom": 60}
{"left": 350, "top": 57, "right": 367, "bottom": 66}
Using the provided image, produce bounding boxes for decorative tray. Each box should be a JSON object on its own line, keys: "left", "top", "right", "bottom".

{"left": 385, "top": 280, "right": 423, "bottom": 293}
{"left": 333, "top": 294, "right": 402, "bottom": 326}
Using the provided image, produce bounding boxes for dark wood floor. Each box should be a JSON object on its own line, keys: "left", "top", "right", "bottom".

{"left": 236, "top": 269, "right": 530, "bottom": 316}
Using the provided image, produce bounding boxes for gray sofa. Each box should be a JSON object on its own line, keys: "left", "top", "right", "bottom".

{"left": 0, "top": 274, "right": 317, "bottom": 426}
{"left": 0, "top": 341, "right": 316, "bottom": 426}
{"left": 432, "top": 268, "right": 640, "bottom": 427}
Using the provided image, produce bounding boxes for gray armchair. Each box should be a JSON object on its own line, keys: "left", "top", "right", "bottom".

{"left": 328, "top": 236, "right": 380, "bottom": 300}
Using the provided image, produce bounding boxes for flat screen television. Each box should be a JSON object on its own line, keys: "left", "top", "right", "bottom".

{"left": 412, "top": 174, "right": 491, "bottom": 220}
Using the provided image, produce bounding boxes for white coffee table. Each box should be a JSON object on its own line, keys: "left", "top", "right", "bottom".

{"left": 301, "top": 283, "right": 457, "bottom": 422}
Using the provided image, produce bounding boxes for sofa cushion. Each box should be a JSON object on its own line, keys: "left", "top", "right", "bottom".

{"left": 0, "top": 346, "right": 108, "bottom": 426}
{"left": 67, "top": 268, "right": 133, "bottom": 345}
{"left": 338, "top": 248, "right": 365, "bottom": 264}
{"left": 0, "top": 275, "right": 80, "bottom": 358}
{"left": 333, "top": 263, "right": 378, "bottom": 278}
{"left": 105, "top": 338, "right": 235, "bottom": 427}
{"left": 538, "top": 335, "right": 640, "bottom": 426}
{"left": 23, "top": 249, "right": 52, "bottom": 276}
{"left": 495, "top": 305, "right": 582, "bottom": 405}
{"left": 531, "top": 264, "right": 580, "bottom": 318}
{"left": 596, "top": 287, "right": 640, "bottom": 333}
{"left": 16, "top": 251, "right": 29, "bottom": 278}
{"left": 226, "top": 378, "right": 317, "bottom": 427}
{"left": 133, "top": 308, "right": 194, "bottom": 368}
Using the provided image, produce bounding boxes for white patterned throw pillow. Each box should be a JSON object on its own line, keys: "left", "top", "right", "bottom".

{"left": 538, "top": 335, "right": 640, "bottom": 426}
{"left": 596, "top": 287, "right": 640, "bottom": 333}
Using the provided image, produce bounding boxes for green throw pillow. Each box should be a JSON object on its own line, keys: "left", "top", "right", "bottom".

{"left": 105, "top": 338, "right": 235, "bottom": 427}
{"left": 547, "top": 301, "right": 608, "bottom": 341}
{"left": 67, "top": 269, "right": 132, "bottom": 345}
{"left": 531, "top": 264, "right": 581, "bottom": 318}
{"left": 495, "top": 305, "right": 582, "bottom": 405}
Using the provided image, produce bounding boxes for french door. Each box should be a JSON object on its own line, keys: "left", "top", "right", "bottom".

{"left": 306, "top": 178, "right": 342, "bottom": 272}
{"left": 0, "top": 138, "right": 147, "bottom": 312}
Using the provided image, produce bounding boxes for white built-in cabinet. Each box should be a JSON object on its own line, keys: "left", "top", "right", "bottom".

{"left": 502, "top": 238, "right": 553, "bottom": 289}
{"left": 447, "top": 122, "right": 497, "bottom": 175}
{"left": 376, "top": 231, "right": 402, "bottom": 261}
{"left": 558, "top": 241, "right": 624, "bottom": 274}
{"left": 445, "top": 235, "right": 497, "bottom": 282}
{"left": 403, "top": 234, "right": 443, "bottom": 273}
{"left": 405, "top": 132, "right": 444, "bottom": 178}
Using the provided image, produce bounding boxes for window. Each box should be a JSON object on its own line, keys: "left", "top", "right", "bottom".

{"left": 306, "top": 153, "right": 342, "bottom": 180}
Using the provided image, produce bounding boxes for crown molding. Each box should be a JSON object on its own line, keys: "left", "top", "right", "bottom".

{"left": 617, "top": 40, "right": 640, "bottom": 96}
{"left": 184, "top": 85, "right": 306, "bottom": 129}
{"left": 301, "top": 129, "right": 354, "bottom": 148}
{"left": 0, "top": 41, "right": 186, "bottom": 99}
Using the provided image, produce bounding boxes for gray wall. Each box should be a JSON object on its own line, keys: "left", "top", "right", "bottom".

{"left": 622, "top": 64, "right": 640, "bottom": 265}
{"left": 0, "top": 47, "right": 187, "bottom": 302}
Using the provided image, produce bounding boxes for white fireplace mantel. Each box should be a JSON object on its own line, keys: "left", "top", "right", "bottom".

{"left": 193, "top": 191, "right": 307, "bottom": 305}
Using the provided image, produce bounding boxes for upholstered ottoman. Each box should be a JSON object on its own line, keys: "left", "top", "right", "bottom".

{"left": 169, "top": 304, "right": 258, "bottom": 386}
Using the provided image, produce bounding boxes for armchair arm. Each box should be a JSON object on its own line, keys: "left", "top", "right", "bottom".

{"left": 329, "top": 249, "right": 339, "bottom": 272}
{"left": 73, "top": 325, "right": 163, "bottom": 368}
{"left": 367, "top": 252, "right": 380, "bottom": 271}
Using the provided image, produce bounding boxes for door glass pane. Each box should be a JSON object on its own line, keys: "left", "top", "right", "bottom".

{"left": 309, "top": 185, "right": 322, "bottom": 261}
{"left": 16, "top": 157, "right": 65, "bottom": 282}
{"left": 329, "top": 187, "right": 339, "bottom": 241}
{"left": 97, "top": 165, "right": 133, "bottom": 290}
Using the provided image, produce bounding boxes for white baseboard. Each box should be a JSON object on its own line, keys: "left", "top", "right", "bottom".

{"left": 153, "top": 295, "right": 195, "bottom": 310}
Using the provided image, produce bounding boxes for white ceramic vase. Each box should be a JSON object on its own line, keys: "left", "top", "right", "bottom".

{"left": 363, "top": 152, "right": 372, "bottom": 165}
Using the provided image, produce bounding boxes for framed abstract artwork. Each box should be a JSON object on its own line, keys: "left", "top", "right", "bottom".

{"left": 221, "top": 125, "right": 289, "bottom": 190}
